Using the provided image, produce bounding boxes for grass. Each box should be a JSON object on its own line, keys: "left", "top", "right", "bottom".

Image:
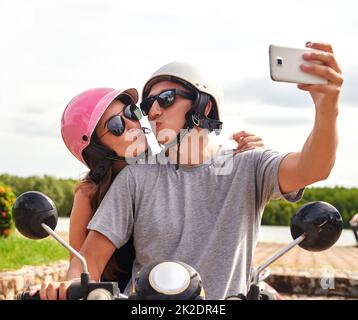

{"left": 0, "top": 232, "right": 69, "bottom": 272}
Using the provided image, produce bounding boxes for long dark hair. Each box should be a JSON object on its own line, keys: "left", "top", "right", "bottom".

{"left": 74, "top": 100, "right": 136, "bottom": 291}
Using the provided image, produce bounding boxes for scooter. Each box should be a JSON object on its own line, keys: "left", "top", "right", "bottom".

{"left": 12, "top": 191, "right": 343, "bottom": 300}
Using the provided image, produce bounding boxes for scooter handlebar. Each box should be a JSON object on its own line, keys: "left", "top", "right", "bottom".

{"left": 16, "top": 281, "right": 83, "bottom": 300}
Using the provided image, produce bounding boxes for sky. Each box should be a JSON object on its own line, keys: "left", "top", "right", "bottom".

{"left": 0, "top": 0, "right": 357, "bottom": 187}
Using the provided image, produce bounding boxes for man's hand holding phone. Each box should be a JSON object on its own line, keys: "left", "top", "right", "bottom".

{"left": 270, "top": 42, "right": 343, "bottom": 116}
{"left": 297, "top": 42, "right": 343, "bottom": 116}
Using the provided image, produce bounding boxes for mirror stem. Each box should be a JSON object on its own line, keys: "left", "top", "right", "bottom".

{"left": 41, "top": 223, "right": 89, "bottom": 273}
{"left": 252, "top": 234, "right": 306, "bottom": 285}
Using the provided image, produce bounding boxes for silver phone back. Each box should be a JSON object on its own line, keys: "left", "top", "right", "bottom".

{"left": 269, "top": 45, "right": 328, "bottom": 85}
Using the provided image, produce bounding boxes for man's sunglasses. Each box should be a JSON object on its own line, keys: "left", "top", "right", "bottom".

{"left": 98, "top": 104, "right": 142, "bottom": 139}
{"left": 140, "top": 89, "right": 196, "bottom": 116}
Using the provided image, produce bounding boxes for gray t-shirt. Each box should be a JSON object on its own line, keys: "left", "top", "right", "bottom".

{"left": 88, "top": 148, "right": 304, "bottom": 299}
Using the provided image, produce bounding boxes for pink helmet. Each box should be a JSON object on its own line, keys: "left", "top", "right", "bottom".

{"left": 61, "top": 87, "right": 138, "bottom": 167}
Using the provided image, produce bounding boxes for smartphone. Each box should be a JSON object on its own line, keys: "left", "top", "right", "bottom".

{"left": 269, "top": 45, "right": 328, "bottom": 85}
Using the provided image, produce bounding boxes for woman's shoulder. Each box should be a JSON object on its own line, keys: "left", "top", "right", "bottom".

{"left": 75, "top": 180, "right": 97, "bottom": 199}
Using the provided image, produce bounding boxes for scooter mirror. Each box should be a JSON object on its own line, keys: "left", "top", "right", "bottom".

{"left": 12, "top": 191, "right": 58, "bottom": 240}
{"left": 290, "top": 201, "right": 343, "bottom": 252}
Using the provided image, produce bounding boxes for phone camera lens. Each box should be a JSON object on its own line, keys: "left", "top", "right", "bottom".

{"left": 276, "top": 57, "right": 283, "bottom": 66}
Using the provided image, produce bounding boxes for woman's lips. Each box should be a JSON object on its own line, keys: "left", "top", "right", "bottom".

{"left": 126, "top": 129, "right": 146, "bottom": 142}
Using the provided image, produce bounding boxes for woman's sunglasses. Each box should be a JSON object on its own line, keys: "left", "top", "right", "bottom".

{"left": 140, "top": 89, "right": 196, "bottom": 116}
{"left": 98, "top": 104, "right": 142, "bottom": 139}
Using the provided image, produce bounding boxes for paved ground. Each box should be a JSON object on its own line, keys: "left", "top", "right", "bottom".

{"left": 253, "top": 242, "right": 358, "bottom": 299}
{"left": 253, "top": 242, "right": 358, "bottom": 275}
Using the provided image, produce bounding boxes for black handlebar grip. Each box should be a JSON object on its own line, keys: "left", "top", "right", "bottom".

{"left": 66, "top": 281, "right": 82, "bottom": 300}
{"left": 17, "top": 281, "right": 83, "bottom": 300}
{"left": 16, "top": 291, "right": 41, "bottom": 300}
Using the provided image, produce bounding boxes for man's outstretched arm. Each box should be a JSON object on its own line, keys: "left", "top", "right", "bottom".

{"left": 278, "top": 42, "right": 343, "bottom": 194}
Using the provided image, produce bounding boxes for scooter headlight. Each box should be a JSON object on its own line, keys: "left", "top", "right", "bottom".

{"left": 149, "top": 261, "right": 190, "bottom": 295}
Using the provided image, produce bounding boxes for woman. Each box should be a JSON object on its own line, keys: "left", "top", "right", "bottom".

{"left": 61, "top": 87, "right": 145, "bottom": 292}
{"left": 45, "top": 86, "right": 266, "bottom": 298}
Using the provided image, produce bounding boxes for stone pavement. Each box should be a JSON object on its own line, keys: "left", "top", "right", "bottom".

{"left": 253, "top": 242, "right": 358, "bottom": 274}
{"left": 253, "top": 242, "right": 358, "bottom": 298}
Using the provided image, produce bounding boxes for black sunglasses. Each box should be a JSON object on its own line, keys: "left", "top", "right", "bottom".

{"left": 98, "top": 104, "right": 142, "bottom": 139}
{"left": 140, "top": 89, "right": 196, "bottom": 116}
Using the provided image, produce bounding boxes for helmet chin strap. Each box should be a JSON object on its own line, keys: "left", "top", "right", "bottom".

{"left": 193, "top": 117, "right": 223, "bottom": 134}
{"left": 185, "top": 92, "right": 223, "bottom": 135}
{"left": 89, "top": 158, "right": 113, "bottom": 184}
{"left": 89, "top": 151, "right": 148, "bottom": 184}
{"left": 161, "top": 128, "right": 191, "bottom": 150}
{"left": 87, "top": 125, "right": 156, "bottom": 183}
{"left": 159, "top": 92, "right": 223, "bottom": 170}
{"left": 160, "top": 129, "right": 191, "bottom": 171}
{"left": 161, "top": 91, "right": 223, "bottom": 167}
{"left": 86, "top": 141, "right": 147, "bottom": 184}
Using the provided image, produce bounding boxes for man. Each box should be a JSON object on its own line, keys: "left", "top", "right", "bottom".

{"left": 41, "top": 42, "right": 343, "bottom": 300}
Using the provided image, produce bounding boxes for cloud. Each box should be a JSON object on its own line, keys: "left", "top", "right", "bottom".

{"left": 6, "top": 112, "right": 61, "bottom": 138}
{"left": 18, "top": 123, "right": 59, "bottom": 138}
{"left": 223, "top": 65, "right": 358, "bottom": 108}
{"left": 1, "top": 0, "right": 357, "bottom": 187}
{"left": 340, "top": 67, "right": 358, "bottom": 106}
{"left": 224, "top": 77, "right": 312, "bottom": 108}
{"left": 221, "top": 105, "right": 313, "bottom": 127}
{"left": 245, "top": 114, "right": 311, "bottom": 127}
{"left": 19, "top": 106, "right": 47, "bottom": 115}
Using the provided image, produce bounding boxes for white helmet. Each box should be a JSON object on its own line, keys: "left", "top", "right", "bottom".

{"left": 142, "top": 62, "right": 223, "bottom": 134}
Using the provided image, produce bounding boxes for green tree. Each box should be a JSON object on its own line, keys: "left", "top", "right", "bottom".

{"left": 0, "top": 174, "right": 77, "bottom": 217}
{"left": 262, "top": 186, "right": 358, "bottom": 228}
{"left": 0, "top": 183, "right": 16, "bottom": 237}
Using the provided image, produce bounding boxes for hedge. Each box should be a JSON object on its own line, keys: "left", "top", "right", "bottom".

{"left": 0, "top": 174, "right": 76, "bottom": 218}
{"left": 0, "top": 183, "right": 16, "bottom": 237}
{"left": 262, "top": 187, "right": 358, "bottom": 228}
{"left": 0, "top": 174, "right": 357, "bottom": 228}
